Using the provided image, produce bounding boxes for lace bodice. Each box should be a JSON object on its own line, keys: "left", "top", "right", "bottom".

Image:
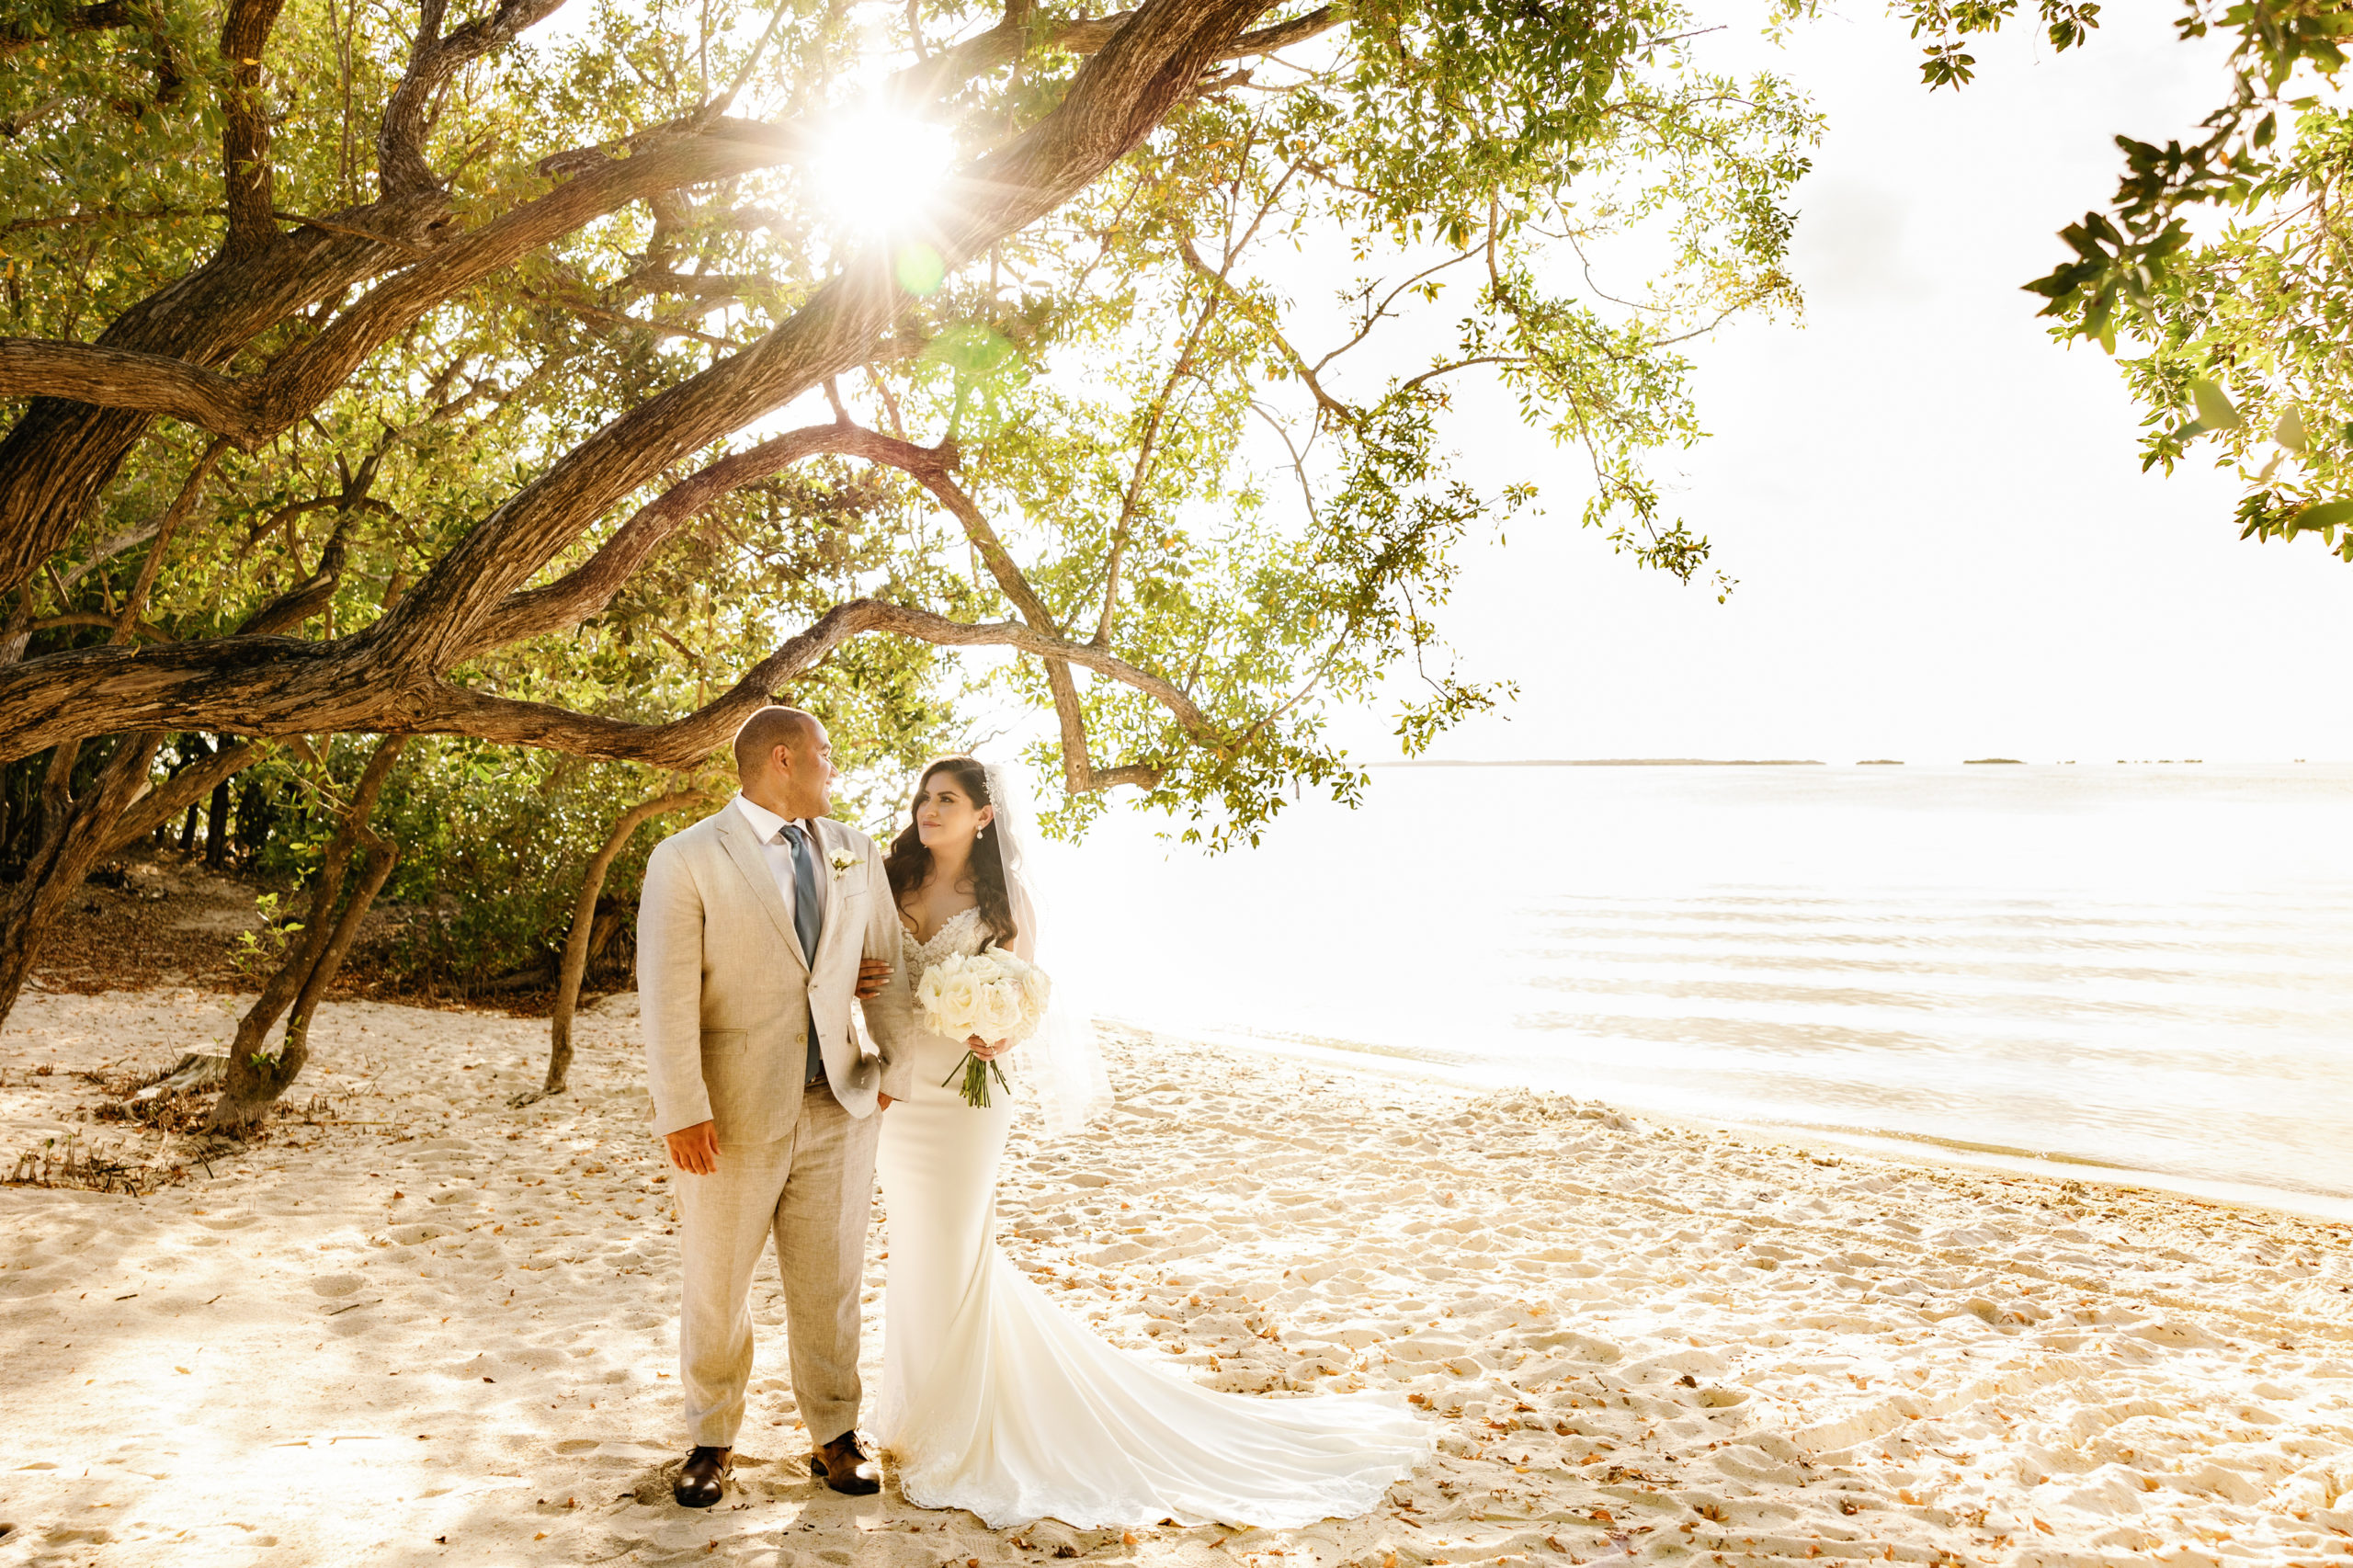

{"left": 901, "top": 905, "right": 990, "bottom": 983}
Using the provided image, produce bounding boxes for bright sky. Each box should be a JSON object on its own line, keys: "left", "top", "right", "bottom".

{"left": 1331, "top": 6, "right": 2353, "bottom": 767}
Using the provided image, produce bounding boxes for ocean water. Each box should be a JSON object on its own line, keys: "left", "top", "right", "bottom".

{"left": 1028, "top": 763, "right": 2353, "bottom": 1219}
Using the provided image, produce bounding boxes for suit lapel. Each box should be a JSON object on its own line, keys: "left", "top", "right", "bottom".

{"left": 809, "top": 819, "right": 848, "bottom": 968}
{"left": 713, "top": 811, "right": 810, "bottom": 977}
{"left": 807, "top": 820, "right": 879, "bottom": 1063}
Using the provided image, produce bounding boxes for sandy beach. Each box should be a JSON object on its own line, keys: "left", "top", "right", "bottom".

{"left": 2, "top": 983, "right": 2349, "bottom": 1567}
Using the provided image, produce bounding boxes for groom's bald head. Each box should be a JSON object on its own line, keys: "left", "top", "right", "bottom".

{"left": 734, "top": 705, "right": 834, "bottom": 818}
{"left": 733, "top": 705, "right": 818, "bottom": 784}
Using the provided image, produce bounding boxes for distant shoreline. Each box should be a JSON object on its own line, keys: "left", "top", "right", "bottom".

{"left": 1372, "top": 757, "right": 1829, "bottom": 767}
{"left": 1368, "top": 757, "right": 2295, "bottom": 768}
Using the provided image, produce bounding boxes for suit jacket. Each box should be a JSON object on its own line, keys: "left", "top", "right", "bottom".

{"left": 638, "top": 806, "right": 915, "bottom": 1142}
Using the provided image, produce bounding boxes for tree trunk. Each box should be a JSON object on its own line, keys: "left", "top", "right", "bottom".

{"left": 210, "top": 735, "right": 406, "bottom": 1132}
{"left": 35, "top": 739, "right": 81, "bottom": 851}
{"left": 0, "top": 733, "right": 164, "bottom": 1024}
{"left": 175, "top": 734, "right": 216, "bottom": 850}
{"left": 529, "top": 788, "right": 703, "bottom": 1101}
{"left": 203, "top": 776, "right": 231, "bottom": 867}
{"left": 278, "top": 837, "right": 397, "bottom": 1068}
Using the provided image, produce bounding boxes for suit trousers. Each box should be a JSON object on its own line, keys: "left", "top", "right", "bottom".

{"left": 675, "top": 1080, "right": 881, "bottom": 1448}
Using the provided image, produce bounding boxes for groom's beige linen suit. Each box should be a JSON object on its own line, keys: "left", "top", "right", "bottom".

{"left": 639, "top": 799, "right": 915, "bottom": 1448}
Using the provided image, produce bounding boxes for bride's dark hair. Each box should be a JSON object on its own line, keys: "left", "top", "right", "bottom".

{"left": 885, "top": 756, "right": 1017, "bottom": 950}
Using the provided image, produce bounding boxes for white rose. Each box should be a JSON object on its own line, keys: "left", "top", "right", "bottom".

{"left": 1017, "top": 966, "right": 1052, "bottom": 1021}
{"left": 914, "top": 970, "right": 950, "bottom": 1034}
{"left": 916, "top": 958, "right": 977, "bottom": 1035}
{"left": 934, "top": 970, "right": 984, "bottom": 1035}
{"left": 972, "top": 980, "right": 1023, "bottom": 1038}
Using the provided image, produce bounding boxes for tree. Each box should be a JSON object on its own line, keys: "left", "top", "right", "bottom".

{"left": 529, "top": 782, "right": 709, "bottom": 1104}
{"left": 1885, "top": 1, "right": 2353, "bottom": 556}
{"left": 211, "top": 733, "right": 405, "bottom": 1129}
{"left": 0, "top": 0, "right": 1819, "bottom": 1046}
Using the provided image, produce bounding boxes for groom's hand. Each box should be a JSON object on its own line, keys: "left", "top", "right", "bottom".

{"left": 665, "top": 1120, "right": 719, "bottom": 1176}
{"left": 854, "top": 958, "right": 892, "bottom": 1001}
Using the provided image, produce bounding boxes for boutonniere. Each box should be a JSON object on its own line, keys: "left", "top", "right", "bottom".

{"left": 827, "top": 850, "right": 858, "bottom": 881}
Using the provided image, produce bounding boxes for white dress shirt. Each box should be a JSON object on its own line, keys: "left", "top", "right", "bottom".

{"left": 731, "top": 792, "right": 827, "bottom": 935}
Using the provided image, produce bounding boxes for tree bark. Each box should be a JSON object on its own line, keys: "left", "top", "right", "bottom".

{"left": 203, "top": 776, "right": 231, "bottom": 867}
{"left": 106, "top": 739, "right": 257, "bottom": 852}
{"left": 0, "top": 733, "right": 165, "bottom": 1021}
{"left": 529, "top": 788, "right": 704, "bottom": 1101}
{"left": 0, "top": 597, "right": 1219, "bottom": 767}
{"left": 0, "top": 0, "right": 1296, "bottom": 455}
{"left": 277, "top": 836, "right": 397, "bottom": 1067}
{"left": 210, "top": 734, "right": 405, "bottom": 1131}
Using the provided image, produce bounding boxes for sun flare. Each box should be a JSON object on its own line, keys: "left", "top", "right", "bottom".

{"left": 809, "top": 108, "right": 958, "bottom": 232}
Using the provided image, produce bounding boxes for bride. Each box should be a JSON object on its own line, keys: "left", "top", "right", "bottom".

{"left": 871, "top": 756, "right": 1432, "bottom": 1528}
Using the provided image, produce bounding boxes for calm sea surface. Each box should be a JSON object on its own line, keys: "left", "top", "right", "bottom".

{"left": 1029, "top": 763, "right": 2353, "bottom": 1219}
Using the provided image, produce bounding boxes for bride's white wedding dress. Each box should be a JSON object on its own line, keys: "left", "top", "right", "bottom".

{"left": 873, "top": 906, "right": 1431, "bottom": 1528}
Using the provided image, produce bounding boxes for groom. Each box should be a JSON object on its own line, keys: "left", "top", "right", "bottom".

{"left": 639, "top": 705, "right": 915, "bottom": 1506}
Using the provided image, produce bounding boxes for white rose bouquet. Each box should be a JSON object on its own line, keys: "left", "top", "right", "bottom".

{"left": 915, "top": 949, "right": 1052, "bottom": 1108}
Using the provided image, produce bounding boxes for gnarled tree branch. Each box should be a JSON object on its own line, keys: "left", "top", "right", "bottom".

{"left": 864, "top": 440, "right": 1161, "bottom": 791}
{"left": 102, "top": 738, "right": 263, "bottom": 851}
{"left": 220, "top": 0, "right": 290, "bottom": 252}
{"left": 0, "top": 340, "right": 256, "bottom": 439}
{"left": 379, "top": 0, "right": 568, "bottom": 198}
{"left": 0, "top": 1, "right": 137, "bottom": 47}
{"left": 360, "top": 0, "right": 1280, "bottom": 672}
{"left": 403, "top": 598, "right": 1220, "bottom": 768}
{"left": 464, "top": 422, "right": 932, "bottom": 651}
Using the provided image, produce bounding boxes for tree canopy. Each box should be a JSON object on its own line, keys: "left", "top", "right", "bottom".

{"left": 0, "top": 0, "right": 1821, "bottom": 1024}
{"left": 1884, "top": 0, "right": 2353, "bottom": 559}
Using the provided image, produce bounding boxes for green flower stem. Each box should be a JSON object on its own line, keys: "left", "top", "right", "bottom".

{"left": 940, "top": 1051, "right": 1015, "bottom": 1108}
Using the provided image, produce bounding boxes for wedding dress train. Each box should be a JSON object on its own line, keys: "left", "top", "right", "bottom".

{"left": 874, "top": 907, "right": 1431, "bottom": 1528}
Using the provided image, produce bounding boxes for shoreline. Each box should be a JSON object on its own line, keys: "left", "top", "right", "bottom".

{"left": 1120, "top": 1017, "right": 2353, "bottom": 1230}
{"left": 1368, "top": 759, "right": 1830, "bottom": 768}
{"left": 4, "top": 984, "right": 2351, "bottom": 1566}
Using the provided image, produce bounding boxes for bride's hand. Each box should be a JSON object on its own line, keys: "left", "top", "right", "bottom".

{"left": 966, "top": 1034, "right": 1011, "bottom": 1061}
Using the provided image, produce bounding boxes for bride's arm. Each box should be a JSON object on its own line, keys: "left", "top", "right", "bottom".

{"left": 858, "top": 835, "right": 918, "bottom": 1103}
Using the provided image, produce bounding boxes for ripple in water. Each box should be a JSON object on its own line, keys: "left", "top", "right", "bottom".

{"left": 1037, "top": 763, "right": 2353, "bottom": 1215}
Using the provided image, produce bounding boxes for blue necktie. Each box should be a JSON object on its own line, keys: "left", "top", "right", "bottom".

{"left": 779, "top": 824, "right": 824, "bottom": 1084}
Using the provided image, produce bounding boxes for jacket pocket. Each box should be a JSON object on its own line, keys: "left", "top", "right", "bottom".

{"left": 699, "top": 1028, "right": 747, "bottom": 1057}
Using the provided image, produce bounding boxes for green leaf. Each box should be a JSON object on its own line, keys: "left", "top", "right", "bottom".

{"left": 2289, "top": 499, "right": 2353, "bottom": 534}
{"left": 2190, "top": 379, "right": 2243, "bottom": 430}
{"left": 2275, "top": 405, "right": 2307, "bottom": 453}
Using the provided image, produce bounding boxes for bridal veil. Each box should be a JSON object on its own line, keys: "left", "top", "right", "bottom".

{"left": 983, "top": 761, "right": 1114, "bottom": 1138}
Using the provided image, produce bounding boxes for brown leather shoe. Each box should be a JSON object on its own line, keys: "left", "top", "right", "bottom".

{"left": 809, "top": 1430, "right": 880, "bottom": 1495}
{"left": 674, "top": 1444, "right": 732, "bottom": 1508}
